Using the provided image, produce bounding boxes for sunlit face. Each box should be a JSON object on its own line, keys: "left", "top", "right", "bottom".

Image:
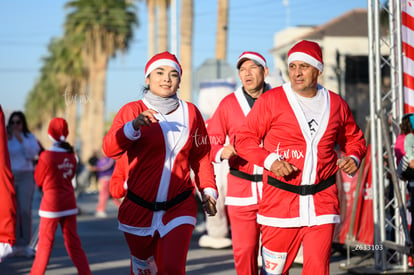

{"left": 145, "top": 66, "right": 180, "bottom": 98}
{"left": 10, "top": 115, "right": 23, "bottom": 131}
{"left": 238, "top": 60, "right": 268, "bottom": 95}
{"left": 288, "top": 61, "right": 321, "bottom": 97}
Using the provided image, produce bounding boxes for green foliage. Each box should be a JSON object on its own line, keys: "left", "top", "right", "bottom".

{"left": 25, "top": 0, "right": 139, "bottom": 130}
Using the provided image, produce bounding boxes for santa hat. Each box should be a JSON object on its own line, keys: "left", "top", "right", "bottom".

{"left": 145, "top": 51, "right": 182, "bottom": 78}
{"left": 287, "top": 40, "right": 324, "bottom": 72}
{"left": 236, "top": 51, "right": 267, "bottom": 69}
{"left": 48, "top": 117, "right": 69, "bottom": 142}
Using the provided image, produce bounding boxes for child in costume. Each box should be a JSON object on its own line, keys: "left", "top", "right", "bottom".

{"left": 394, "top": 113, "right": 414, "bottom": 267}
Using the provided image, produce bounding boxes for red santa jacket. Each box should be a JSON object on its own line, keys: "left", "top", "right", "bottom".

{"left": 207, "top": 86, "right": 271, "bottom": 206}
{"left": 236, "top": 83, "right": 367, "bottom": 227}
{"left": 109, "top": 153, "right": 128, "bottom": 199}
{"left": 34, "top": 146, "right": 78, "bottom": 218}
{"left": 0, "top": 105, "right": 16, "bottom": 246}
{"left": 103, "top": 99, "right": 217, "bottom": 237}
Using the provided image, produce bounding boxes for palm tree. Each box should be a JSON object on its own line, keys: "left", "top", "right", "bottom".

{"left": 147, "top": 0, "right": 156, "bottom": 57}
{"left": 25, "top": 36, "right": 85, "bottom": 147}
{"left": 216, "top": 0, "right": 229, "bottom": 60}
{"left": 25, "top": 39, "right": 66, "bottom": 146}
{"left": 55, "top": 35, "right": 86, "bottom": 146}
{"left": 64, "top": 0, "right": 138, "bottom": 161}
{"left": 156, "top": 0, "right": 169, "bottom": 52}
{"left": 146, "top": 0, "right": 170, "bottom": 55}
{"left": 179, "top": 0, "right": 193, "bottom": 101}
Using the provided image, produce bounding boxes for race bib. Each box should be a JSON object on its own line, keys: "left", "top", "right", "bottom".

{"left": 261, "top": 246, "right": 287, "bottom": 275}
{"left": 131, "top": 255, "right": 157, "bottom": 275}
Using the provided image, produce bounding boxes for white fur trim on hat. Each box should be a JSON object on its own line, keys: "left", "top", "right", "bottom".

{"left": 145, "top": 59, "right": 182, "bottom": 78}
{"left": 288, "top": 52, "right": 324, "bottom": 72}
{"left": 237, "top": 52, "right": 267, "bottom": 69}
{"left": 48, "top": 134, "right": 66, "bottom": 143}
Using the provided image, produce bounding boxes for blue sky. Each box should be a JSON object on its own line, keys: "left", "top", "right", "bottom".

{"left": 0, "top": 0, "right": 367, "bottom": 118}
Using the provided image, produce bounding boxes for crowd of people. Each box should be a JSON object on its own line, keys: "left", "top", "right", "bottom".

{"left": 9, "top": 39, "right": 414, "bottom": 275}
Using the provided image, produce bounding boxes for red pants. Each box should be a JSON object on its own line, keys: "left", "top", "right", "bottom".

{"left": 261, "top": 223, "right": 335, "bottom": 275}
{"left": 30, "top": 215, "right": 91, "bottom": 275}
{"left": 227, "top": 204, "right": 260, "bottom": 275}
{"left": 124, "top": 224, "right": 193, "bottom": 275}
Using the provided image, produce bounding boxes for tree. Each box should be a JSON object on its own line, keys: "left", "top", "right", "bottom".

{"left": 147, "top": 0, "right": 156, "bottom": 57}
{"left": 25, "top": 39, "right": 66, "bottom": 140}
{"left": 156, "top": 0, "right": 169, "bottom": 52}
{"left": 64, "top": 0, "right": 138, "bottom": 161}
{"left": 215, "top": 0, "right": 229, "bottom": 60}
{"left": 25, "top": 36, "right": 85, "bottom": 147}
{"left": 146, "top": 0, "right": 170, "bottom": 55}
{"left": 179, "top": 0, "right": 193, "bottom": 101}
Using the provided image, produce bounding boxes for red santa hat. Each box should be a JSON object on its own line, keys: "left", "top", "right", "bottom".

{"left": 236, "top": 51, "right": 267, "bottom": 69}
{"left": 48, "top": 117, "right": 69, "bottom": 142}
{"left": 145, "top": 51, "right": 182, "bottom": 78}
{"left": 287, "top": 40, "right": 324, "bottom": 72}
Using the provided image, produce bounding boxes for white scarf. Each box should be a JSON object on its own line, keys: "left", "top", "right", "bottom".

{"left": 143, "top": 90, "right": 179, "bottom": 115}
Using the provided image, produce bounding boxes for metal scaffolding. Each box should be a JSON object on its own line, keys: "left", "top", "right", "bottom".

{"left": 364, "top": 0, "right": 412, "bottom": 272}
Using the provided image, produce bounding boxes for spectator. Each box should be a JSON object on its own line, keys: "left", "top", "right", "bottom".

{"left": 94, "top": 150, "right": 119, "bottom": 218}
{"left": 197, "top": 80, "right": 235, "bottom": 250}
{"left": 7, "top": 111, "right": 41, "bottom": 257}
{"left": 86, "top": 151, "right": 99, "bottom": 192}
{"left": 394, "top": 113, "right": 414, "bottom": 267}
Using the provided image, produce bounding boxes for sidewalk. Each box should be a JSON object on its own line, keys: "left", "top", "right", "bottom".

{"left": 0, "top": 188, "right": 374, "bottom": 274}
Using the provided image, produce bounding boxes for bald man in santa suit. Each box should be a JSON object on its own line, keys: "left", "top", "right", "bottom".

{"left": 236, "top": 40, "right": 367, "bottom": 275}
{"left": 207, "top": 51, "right": 272, "bottom": 275}
{"left": 0, "top": 105, "right": 16, "bottom": 262}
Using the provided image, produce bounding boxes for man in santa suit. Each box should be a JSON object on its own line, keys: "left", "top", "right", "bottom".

{"left": 207, "top": 51, "right": 272, "bottom": 275}
{"left": 236, "top": 40, "right": 367, "bottom": 275}
{"left": 103, "top": 51, "right": 218, "bottom": 275}
{"left": 0, "top": 105, "right": 16, "bottom": 261}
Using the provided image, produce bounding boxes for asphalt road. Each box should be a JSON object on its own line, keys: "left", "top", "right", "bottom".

{"left": 0, "top": 188, "right": 380, "bottom": 275}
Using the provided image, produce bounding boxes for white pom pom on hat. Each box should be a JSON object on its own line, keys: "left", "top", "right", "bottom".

{"left": 287, "top": 40, "right": 324, "bottom": 72}
{"left": 144, "top": 51, "right": 182, "bottom": 78}
{"left": 236, "top": 51, "right": 267, "bottom": 69}
{"left": 48, "top": 117, "right": 69, "bottom": 143}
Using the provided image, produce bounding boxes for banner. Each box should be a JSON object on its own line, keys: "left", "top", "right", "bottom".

{"left": 402, "top": 0, "right": 414, "bottom": 113}
{"left": 335, "top": 145, "right": 374, "bottom": 245}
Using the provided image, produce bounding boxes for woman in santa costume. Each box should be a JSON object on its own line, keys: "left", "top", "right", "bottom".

{"left": 0, "top": 104, "right": 16, "bottom": 261}
{"left": 236, "top": 40, "right": 367, "bottom": 275}
{"left": 103, "top": 51, "right": 218, "bottom": 275}
{"left": 30, "top": 118, "right": 90, "bottom": 275}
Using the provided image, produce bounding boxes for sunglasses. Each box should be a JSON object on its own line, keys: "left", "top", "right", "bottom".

{"left": 11, "top": 120, "right": 22, "bottom": 125}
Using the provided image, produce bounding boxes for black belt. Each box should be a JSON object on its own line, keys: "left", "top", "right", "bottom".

{"left": 126, "top": 189, "right": 193, "bottom": 211}
{"left": 229, "top": 168, "right": 263, "bottom": 182}
{"left": 267, "top": 174, "right": 336, "bottom": 196}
